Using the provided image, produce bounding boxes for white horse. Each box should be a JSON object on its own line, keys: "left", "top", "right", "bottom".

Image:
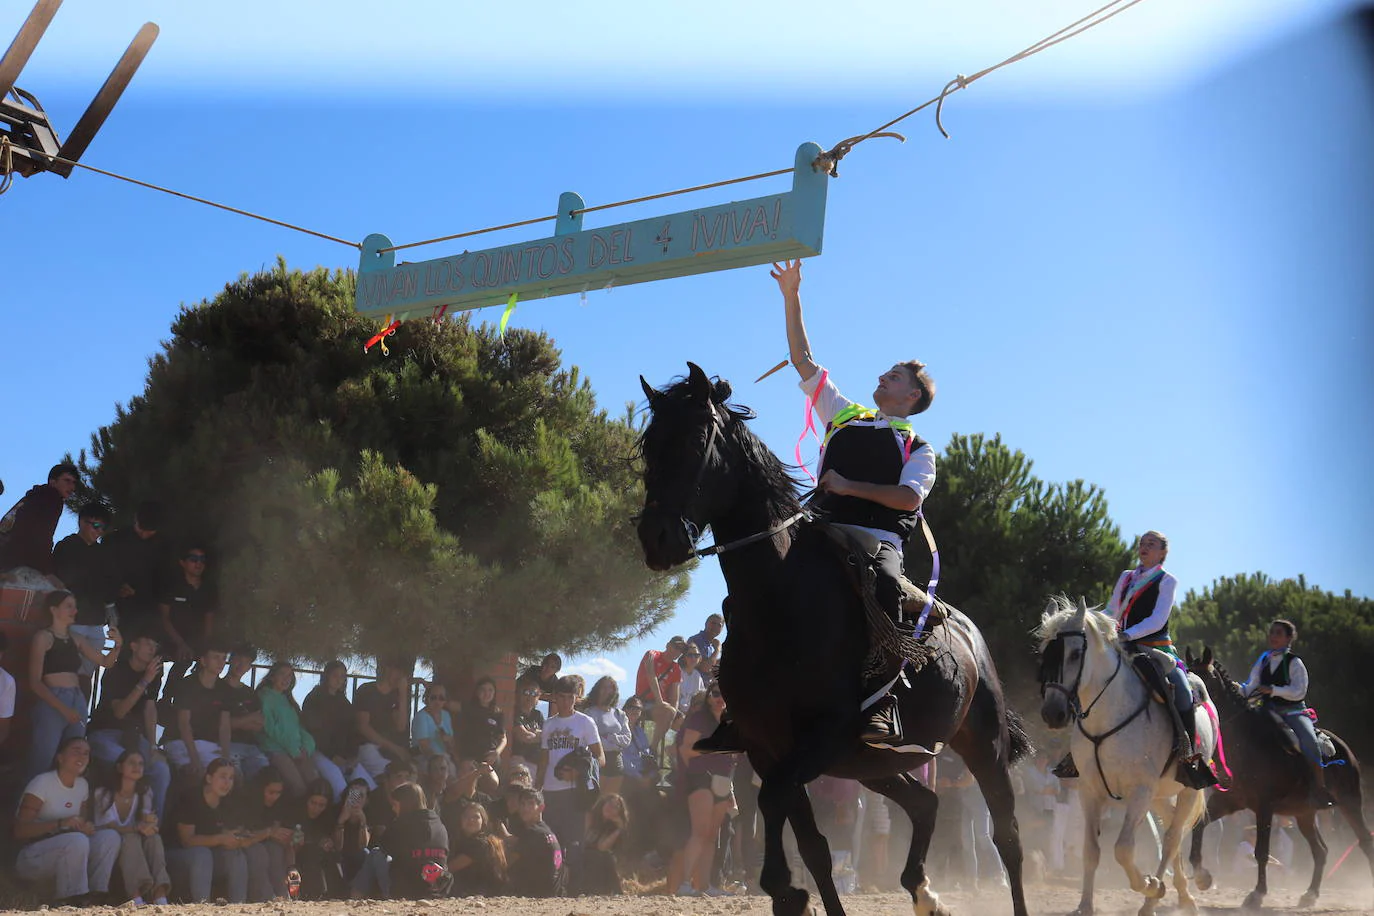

{"left": 1036, "top": 596, "right": 1214, "bottom": 916}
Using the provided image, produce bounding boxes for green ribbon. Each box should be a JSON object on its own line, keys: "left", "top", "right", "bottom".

{"left": 498, "top": 292, "right": 518, "bottom": 339}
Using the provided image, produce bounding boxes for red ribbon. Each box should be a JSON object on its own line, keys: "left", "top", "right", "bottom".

{"left": 364, "top": 319, "right": 401, "bottom": 353}
{"left": 794, "top": 369, "right": 828, "bottom": 483}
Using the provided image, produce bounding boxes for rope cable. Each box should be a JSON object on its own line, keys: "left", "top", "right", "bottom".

{"left": 1, "top": 0, "right": 1145, "bottom": 255}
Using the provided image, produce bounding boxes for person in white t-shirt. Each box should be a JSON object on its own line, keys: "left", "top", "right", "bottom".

{"left": 0, "top": 631, "right": 16, "bottom": 745}
{"left": 12, "top": 737, "right": 120, "bottom": 904}
{"left": 536, "top": 676, "right": 603, "bottom": 851}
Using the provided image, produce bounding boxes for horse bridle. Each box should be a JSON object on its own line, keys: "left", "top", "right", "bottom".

{"left": 1044, "top": 629, "right": 1150, "bottom": 801}
{"left": 642, "top": 399, "right": 803, "bottom": 559}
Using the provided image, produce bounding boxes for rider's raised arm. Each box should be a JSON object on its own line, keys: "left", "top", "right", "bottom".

{"left": 773, "top": 260, "right": 818, "bottom": 382}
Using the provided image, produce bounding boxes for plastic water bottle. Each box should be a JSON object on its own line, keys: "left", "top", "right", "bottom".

{"left": 292, "top": 824, "right": 305, "bottom": 846}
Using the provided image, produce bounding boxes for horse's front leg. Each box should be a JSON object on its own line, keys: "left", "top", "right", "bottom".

{"left": 1072, "top": 791, "right": 1105, "bottom": 916}
{"left": 1189, "top": 784, "right": 1237, "bottom": 892}
{"left": 757, "top": 776, "right": 814, "bottom": 916}
{"left": 1114, "top": 785, "right": 1158, "bottom": 898}
{"left": 1243, "top": 807, "right": 1273, "bottom": 911}
{"left": 1293, "top": 811, "right": 1327, "bottom": 908}
{"left": 782, "top": 782, "right": 847, "bottom": 916}
{"left": 1156, "top": 790, "right": 1204, "bottom": 916}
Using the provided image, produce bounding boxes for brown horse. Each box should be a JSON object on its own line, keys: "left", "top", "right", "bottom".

{"left": 1186, "top": 646, "right": 1374, "bottom": 911}
{"left": 635, "top": 364, "right": 1030, "bottom": 916}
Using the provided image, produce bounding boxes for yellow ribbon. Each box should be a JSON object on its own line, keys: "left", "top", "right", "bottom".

{"left": 498, "top": 293, "right": 518, "bottom": 339}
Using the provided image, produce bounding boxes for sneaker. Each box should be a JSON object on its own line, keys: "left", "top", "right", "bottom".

{"left": 676, "top": 882, "right": 700, "bottom": 897}
{"left": 703, "top": 886, "right": 731, "bottom": 897}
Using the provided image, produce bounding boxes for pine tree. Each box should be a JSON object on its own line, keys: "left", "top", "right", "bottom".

{"left": 77, "top": 260, "right": 688, "bottom": 663}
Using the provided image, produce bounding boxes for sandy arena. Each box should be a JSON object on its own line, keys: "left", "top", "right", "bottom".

{"left": 29, "top": 882, "right": 1370, "bottom": 916}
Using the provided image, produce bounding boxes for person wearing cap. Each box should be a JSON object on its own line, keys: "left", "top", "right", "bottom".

{"left": 635, "top": 636, "right": 687, "bottom": 759}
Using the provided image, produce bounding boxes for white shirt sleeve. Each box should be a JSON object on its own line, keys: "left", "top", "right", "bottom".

{"left": 1239, "top": 654, "right": 1266, "bottom": 697}
{"left": 1121, "top": 571, "right": 1178, "bottom": 641}
{"left": 899, "top": 442, "right": 937, "bottom": 503}
{"left": 1271, "top": 656, "right": 1309, "bottom": 702}
{"left": 798, "top": 366, "right": 854, "bottom": 427}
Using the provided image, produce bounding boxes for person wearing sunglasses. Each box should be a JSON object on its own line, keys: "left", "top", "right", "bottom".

{"left": 52, "top": 504, "right": 118, "bottom": 702}
{"left": 158, "top": 545, "right": 215, "bottom": 692}
{"left": 510, "top": 684, "right": 545, "bottom": 770}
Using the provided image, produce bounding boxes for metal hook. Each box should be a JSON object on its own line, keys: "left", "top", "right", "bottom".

{"left": 935, "top": 75, "right": 969, "bottom": 140}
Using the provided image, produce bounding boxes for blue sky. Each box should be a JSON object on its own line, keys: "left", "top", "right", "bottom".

{"left": 2, "top": 0, "right": 1370, "bottom": 699}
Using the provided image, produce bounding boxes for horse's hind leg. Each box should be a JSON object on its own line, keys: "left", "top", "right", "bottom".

{"left": 1330, "top": 773, "right": 1374, "bottom": 910}
{"left": 1189, "top": 785, "right": 1238, "bottom": 892}
{"left": 861, "top": 773, "right": 948, "bottom": 916}
{"left": 1294, "top": 811, "right": 1327, "bottom": 908}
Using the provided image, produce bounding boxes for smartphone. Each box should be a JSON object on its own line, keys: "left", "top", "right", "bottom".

{"left": 104, "top": 603, "right": 119, "bottom": 628}
{"left": 345, "top": 786, "right": 364, "bottom": 808}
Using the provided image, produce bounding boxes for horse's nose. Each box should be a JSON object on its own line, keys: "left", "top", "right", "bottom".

{"left": 637, "top": 514, "right": 677, "bottom": 571}
{"left": 1040, "top": 692, "right": 1069, "bottom": 730}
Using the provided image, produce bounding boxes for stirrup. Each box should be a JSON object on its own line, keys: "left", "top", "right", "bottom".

{"left": 1175, "top": 756, "right": 1218, "bottom": 790}
{"left": 1051, "top": 754, "right": 1079, "bottom": 779}
{"left": 693, "top": 719, "right": 745, "bottom": 755}
{"left": 861, "top": 695, "right": 903, "bottom": 745}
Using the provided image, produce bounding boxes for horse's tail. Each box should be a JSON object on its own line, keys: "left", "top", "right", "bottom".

{"left": 1006, "top": 707, "right": 1033, "bottom": 764}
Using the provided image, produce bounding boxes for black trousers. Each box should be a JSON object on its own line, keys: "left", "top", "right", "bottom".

{"left": 874, "top": 541, "right": 906, "bottom": 623}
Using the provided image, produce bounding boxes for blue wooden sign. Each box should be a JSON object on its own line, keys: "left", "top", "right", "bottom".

{"left": 355, "top": 142, "right": 828, "bottom": 321}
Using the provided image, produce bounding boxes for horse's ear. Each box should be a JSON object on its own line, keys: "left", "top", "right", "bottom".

{"left": 1203, "top": 646, "right": 1214, "bottom": 667}
{"left": 640, "top": 375, "right": 659, "bottom": 406}
{"left": 1185, "top": 646, "right": 1195, "bottom": 666}
{"left": 686, "top": 362, "right": 711, "bottom": 400}
{"left": 1077, "top": 596, "right": 1088, "bottom": 616}
{"left": 712, "top": 379, "right": 732, "bottom": 404}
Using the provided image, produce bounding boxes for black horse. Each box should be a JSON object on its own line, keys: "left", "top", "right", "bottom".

{"left": 636, "top": 364, "right": 1030, "bottom": 916}
{"left": 1185, "top": 646, "right": 1374, "bottom": 911}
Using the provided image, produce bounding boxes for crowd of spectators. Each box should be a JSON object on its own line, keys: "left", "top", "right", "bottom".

{"left": 0, "top": 463, "right": 1160, "bottom": 906}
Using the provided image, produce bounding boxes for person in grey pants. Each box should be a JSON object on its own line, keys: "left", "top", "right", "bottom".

{"left": 13, "top": 737, "right": 120, "bottom": 904}
{"left": 164, "top": 758, "right": 251, "bottom": 902}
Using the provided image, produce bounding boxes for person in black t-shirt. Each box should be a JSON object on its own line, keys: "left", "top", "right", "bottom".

{"left": 88, "top": 629, "right": 172, "bottom": 816}
{"left": 448, "top": 801, "right": 508, "bottom": 897}
{"left": 302, "top": 660, "right": 365, "bottom": 780}
{"left": 506, "top": 787, "right": 563, "bottom": 897}
{"left": 51, "top": 503, "right": 116, "bottom": 695}
{"left": 364, "top": 761, "right": 415, "bottom": 848}
{"left": 510, "top": 681, "right": 545, "bottom": 767}
{"left": 516, "top": 654, "right": 562, "bottom": 706}
{"left": 350, "top": 782, "right": 450, "bottom": 898}
{"left": 221, "top": 647, "right": 269, "bottom": 779}
{"left": 104, "top": 501, "right": 169, "bottom": 638}
{"left": 158, "top": 544, "right": 215, "bottom": 685}
{"left": 456, "top": 677, "right": 507, "bottom": 769}
{"left": 295, "top": 779, "right": 346, "bottom": 899}
{"left": 163, "top": 758, "right": 251, "bottom": 903}
{"left": 354, "top": 662, "right": 412, "bottom": 780}
{"left": 165, "top": 644, "right": 231, "bottom": 775}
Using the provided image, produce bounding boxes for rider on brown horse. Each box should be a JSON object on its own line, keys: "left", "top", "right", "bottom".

{"left": 1240, "top": 619, "right": 1332, "bottom": 807}
{"left": 695, "top": 259, "right": 937, "bottom": 752}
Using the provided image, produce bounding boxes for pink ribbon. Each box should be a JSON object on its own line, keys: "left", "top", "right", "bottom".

{"left": 1202, "top": 699, "right": 1233, "bottom": 790}
{"left": 794, "top": 369, "right": 828, "bottom": 483}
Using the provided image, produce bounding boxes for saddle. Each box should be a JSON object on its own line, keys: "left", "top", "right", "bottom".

{"left": 814, "top": 522, "right": 940, "bottom": 685}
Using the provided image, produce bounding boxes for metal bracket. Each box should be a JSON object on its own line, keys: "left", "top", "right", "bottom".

{"left": 0, "top": 0, "right": 158, "bottom": 180}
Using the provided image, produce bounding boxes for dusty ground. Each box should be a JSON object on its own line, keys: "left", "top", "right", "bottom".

{"left": 9, "top": 883, "right": 1372, "bottom": 916}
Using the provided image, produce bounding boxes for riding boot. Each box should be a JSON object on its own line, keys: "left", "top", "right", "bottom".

{"left": 1051, "top": 754, "right": 1079, "bottom": 779}
{"left": 693, "top": 715, "right": 745, "bottom": 755}
{"left": 1172, "top": 699, "right": 1218, "bottom": 789}
{"left": 861, "top": 694, "right": 903, "bottom": 744}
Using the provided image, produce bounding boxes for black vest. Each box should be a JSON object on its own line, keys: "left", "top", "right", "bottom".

{"left": 1117, "top": 573, "right": 1171, "bottom": 646}
{"left": 818, "top": 422, "right": 925, "bottom": 539}
{"left": 1258, "top": 650, "right": 1297, "bottom": 687}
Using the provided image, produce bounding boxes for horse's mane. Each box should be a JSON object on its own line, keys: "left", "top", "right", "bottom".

{"left": 1198, "top": 653, "right": 1248, "bottom": 709}
{"left": 1034, "top": 594, "right": 1115, "bottom": 650}
{"left": 639, "top": 374, "right": 804, "bottom": 522}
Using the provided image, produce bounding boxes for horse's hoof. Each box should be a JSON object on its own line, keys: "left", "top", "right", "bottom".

{"left": 773, "top": 887, "right": 811, "bottom": 916}
{"left": 1136, "top": 903, "right": 1157, "bottom": 916}
{"left": 1142, "top": 875, "right": 1166, "bottom": 899}
{"left": 1194, "top": 867, "right": 1213, "bottom": 891}
{"left": 1069, "top": 905, "right": 1094, "bottom": 916}
{"left": 913, "top": 878, "right": 952, "bottom": 916}
{"left": 1297, "top": 891, "right": 1318, "bottom": 908}
{"left": 1242, "top": 890, "right": 1265, "bottom": 911}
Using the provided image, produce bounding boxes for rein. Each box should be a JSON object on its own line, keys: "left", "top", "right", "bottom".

{"left": 1046, "top": 629, "right": 1152, "bottom": 801}
{"left": 693, "top": 512, "right": 806, "bottom": 558}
